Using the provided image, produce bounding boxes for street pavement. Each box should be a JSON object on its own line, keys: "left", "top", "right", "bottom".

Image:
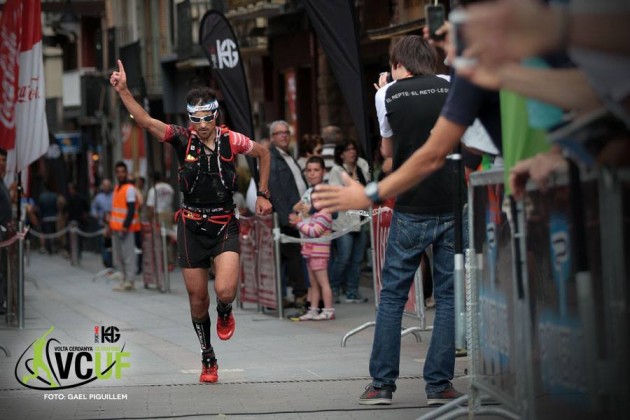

{"left": 0, "top": 250, "right": 473, "bottom": 420}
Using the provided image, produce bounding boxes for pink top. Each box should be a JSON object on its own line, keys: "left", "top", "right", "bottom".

{"left": 297, "top": 212, "right": 333, "bottom": 259}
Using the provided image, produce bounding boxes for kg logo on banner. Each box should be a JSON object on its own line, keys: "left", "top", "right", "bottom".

{"left": 210, "top": 39, "right": 239, "bottom": 69}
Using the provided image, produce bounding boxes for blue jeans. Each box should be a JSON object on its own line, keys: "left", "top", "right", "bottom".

{"left": 369, "top": 210, "right": 460, "bottom": 394}
{"left": 330, "top": 230, "right": 366, "bottom": 296}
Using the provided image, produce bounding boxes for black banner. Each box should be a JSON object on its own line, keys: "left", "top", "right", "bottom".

{"left": 301, "top": 0, "right": 372, "bottom": 161}
{"left": 199, "top": 10, "right": 257, "bottom": 177}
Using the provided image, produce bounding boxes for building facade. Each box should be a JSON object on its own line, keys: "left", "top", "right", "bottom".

{"left": 1, "top": 0, "right": 448, "bottom": 196}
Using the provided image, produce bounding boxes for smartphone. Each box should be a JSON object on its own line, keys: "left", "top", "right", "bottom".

{"left": 449, "top": 9, "right": 476, "bottom": 69}
{"left": 425, "top": 4, "right": 446, "bottom": 41}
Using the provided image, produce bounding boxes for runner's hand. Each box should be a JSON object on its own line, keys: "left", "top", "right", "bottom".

{"left": 110, "top": 60, "right": 128, "bottom": 92}
{"left": 256, "top": 197, "right": 272, "bottom": 216}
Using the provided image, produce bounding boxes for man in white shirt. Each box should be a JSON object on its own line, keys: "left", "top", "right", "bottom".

{"left": 145, "top": 172, "right": 175, "bottom": 268}
{"left": 146, "top": 172, "right": 175, "bottom": 229}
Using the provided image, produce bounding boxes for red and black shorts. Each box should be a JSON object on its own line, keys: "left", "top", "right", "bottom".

{"left": 176, "top": 207, "right": 240, "bottom": 269}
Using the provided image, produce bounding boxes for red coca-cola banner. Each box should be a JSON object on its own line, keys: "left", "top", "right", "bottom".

{"left": 0, "top": 0, "right": 50, "bottom": 185}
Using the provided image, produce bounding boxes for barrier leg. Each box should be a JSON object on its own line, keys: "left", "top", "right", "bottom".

{"left": 6, "top": 235, "right": 14, "bottom": 325}
{"left": 340, "top": 321, "right": 375, "bottom": 347}
{"left": 273, "top": 213, "right": 283, "bottom": 319}
{"left": 18, "top": 221, "right": 25, "bottom": 329}
{"left": 369, "top": 214, "right": 379, "bottom": 307}
{"left": 25, "top": 238, "right": 30, "bottom": 267}
{"left": 401, "top": 326, "right": 423, "bottom": 342}
{"left": 454, "top": 253, "right": 466, "bottom": 351}
{"left": 70, "top": 222, "right": 79, "bottom": 266}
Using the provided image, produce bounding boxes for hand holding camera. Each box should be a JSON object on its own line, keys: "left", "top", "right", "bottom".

{"left": 374, "top": 72, "right": 393, "bottom": 90}
{"left": 425, "top": 3, "right": 446, "bottom": 41}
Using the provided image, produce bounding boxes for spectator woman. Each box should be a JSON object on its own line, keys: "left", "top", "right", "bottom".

{"left": 327, "top": 139, "right": 371, "bottom": 302}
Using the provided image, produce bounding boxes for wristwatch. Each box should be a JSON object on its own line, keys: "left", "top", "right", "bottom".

{"left": 364, "top": 182, "right": 382, "bottom": 204}
{"left": 257, "top": 189, "right": 271, "bottom": 200}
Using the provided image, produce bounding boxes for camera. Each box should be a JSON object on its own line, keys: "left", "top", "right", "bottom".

{"left": 379, "top": 72, "right": 394, "bottom": 85}
{"left": 425, "top": 4, "right": 446, "bottom": 41}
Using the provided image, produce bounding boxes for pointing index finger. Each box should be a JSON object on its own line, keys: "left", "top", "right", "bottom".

{"left": 117, "top": 59, "right": 125, "bottom": 73}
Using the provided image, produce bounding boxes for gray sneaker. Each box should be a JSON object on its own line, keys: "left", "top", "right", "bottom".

{"left": 358, "top": 384, "right": 393, "bottom": 405}
{"left": 426, "top": 384, "right": 465, "bottom": 405}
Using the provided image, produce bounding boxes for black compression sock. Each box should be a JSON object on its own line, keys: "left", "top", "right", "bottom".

{"left": 216, "top": 297, "right": 232, "bottom": 317}
{"left": 202, "top": 348, "right": 216, "bottom": 367}
{"left": 192, "top": 313, "right": 212, "bottom": 351}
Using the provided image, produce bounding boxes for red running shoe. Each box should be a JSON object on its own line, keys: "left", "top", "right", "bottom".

{"left": 199, "top": 362, "right": 218, "bottom": 383}
{"left": 217, "top": 312, "right": 235, "bottom": 340}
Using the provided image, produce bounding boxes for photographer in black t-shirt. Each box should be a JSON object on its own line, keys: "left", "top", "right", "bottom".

{"left": 351, "top": 35, "right": 466, "bottom": 406}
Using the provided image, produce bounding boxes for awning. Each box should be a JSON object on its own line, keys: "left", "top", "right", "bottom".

{"left": 225, "top": 2, "right": 284, "bottom": 21}
{"left": 366, "top": 18, "right": 426, "bottom": 41}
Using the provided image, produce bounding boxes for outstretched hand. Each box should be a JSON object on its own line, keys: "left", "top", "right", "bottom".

{"left": 110, "top": 60, "right": 127, "bottom": 92}
{"left": 509, "top": 150, "right": 567, "bottom": 199}
{"left": 312, "top": 172, "right": 370, "bottom": 213}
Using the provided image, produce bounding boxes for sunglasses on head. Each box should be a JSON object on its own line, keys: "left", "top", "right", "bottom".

{"left": 188, "top": 111, "right": 217, "bottom": 124}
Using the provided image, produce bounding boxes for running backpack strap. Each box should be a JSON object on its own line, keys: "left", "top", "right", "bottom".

{"left": 221, "top": 128, "right": 235, "bottom": 162}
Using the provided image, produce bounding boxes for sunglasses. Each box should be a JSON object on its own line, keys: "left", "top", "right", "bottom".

{"left": 189, "top": 111, "right": 217, "bottom": 124}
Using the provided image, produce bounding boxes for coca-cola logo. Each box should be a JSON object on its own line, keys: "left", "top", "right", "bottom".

{"left": 17, "top": 77, "right": 41, "bottom": 103}
{"left": 0, "top": 23, "right": 20, "bottom": 129}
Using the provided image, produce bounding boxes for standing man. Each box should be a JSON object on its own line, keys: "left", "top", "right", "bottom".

{"left": 145, "top": 172, "right": 175, "bottom": 228}
{"left": 37, "top": 183, "right": 64, "bottom": 255}
{"left": 65, "top": 182, "right": 90, "bottom": 259}
{"left": 316, "top": 36, "right": 464, "bottom": 405}
{"left": 267, "top": 120, "right": 309, "bottom": 311}
{"left": 110, "top": 161, "right": 141, "bottom": 291}
{"left": 91, "top": 178, "right": 113, "bottom": 222}
{"left": 91, "top": 178, "right": 114, "bottom": 268}
{"left": 146, "top": 172, "right": 175, "bottom": 267}
{"left": 111, "top": 60, "right": 272, "bottom": 383}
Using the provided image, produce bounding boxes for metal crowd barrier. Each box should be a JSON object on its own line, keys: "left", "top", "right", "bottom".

{"left": 237, "top": 210, "right": 405, "bottom": 325}
{"left": 237, "top": 214, "right": 283, "bottom": 318}
{"left": 140, "top": 222, "right": 171, "bottom": 293}
{"left": 422, "top": 167, "right": 629, "bottom": 419}
{"left": 1, "top": 220, "right": 175, "bottom": 328}
{"left": 0, "top": 224, "right": 22, "bottom": 327}
{"left": 340, "top": 203, "right": 431, "bottom": 347}
{"left": 28, "top": 222, "right": 104, "bottom": 266}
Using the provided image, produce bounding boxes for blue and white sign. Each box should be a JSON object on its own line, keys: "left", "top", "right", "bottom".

{"left": 55, "top": 132, "right": 82, "bottom": 155}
